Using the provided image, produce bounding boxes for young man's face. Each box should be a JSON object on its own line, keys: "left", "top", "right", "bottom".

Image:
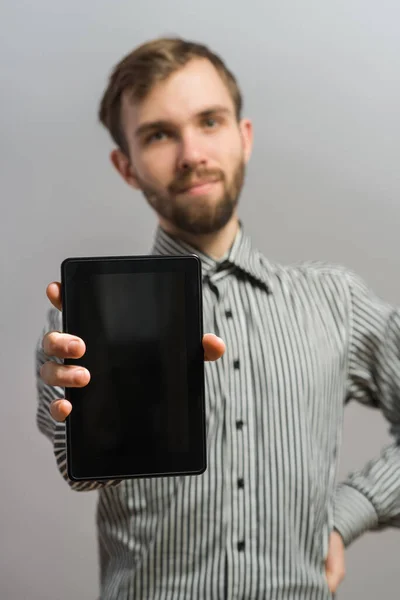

{"left": 112, "top": 58, "right": 253, "bottom": 235}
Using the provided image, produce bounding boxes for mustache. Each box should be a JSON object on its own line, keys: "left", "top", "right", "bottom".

{"left": 169, "top": 168, "right": 224, "bottom": 194}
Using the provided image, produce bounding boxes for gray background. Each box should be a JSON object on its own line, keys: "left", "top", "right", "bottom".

{"left": 1, "top": 0, "right": 399, "bottom": 598}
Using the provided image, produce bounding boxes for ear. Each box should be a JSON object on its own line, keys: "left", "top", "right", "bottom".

{"left": 110, "top": 149, "right": 140, "bottom": 189}
{"left": 239, "top": 118, "right": 253, "bottom": 164}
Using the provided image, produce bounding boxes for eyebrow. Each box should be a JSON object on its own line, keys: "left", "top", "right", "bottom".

{"left": 134, "top": 105, "right": 232, "bottom": 139}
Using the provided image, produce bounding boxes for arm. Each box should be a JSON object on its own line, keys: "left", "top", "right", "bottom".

{"left": 36, "top": 307, "right": 122, "bottom": 491}
{"left": 334, "top": 273, "right": 400, "bottom": 546}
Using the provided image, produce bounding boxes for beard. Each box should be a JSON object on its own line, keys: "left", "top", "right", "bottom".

{"left": 136, "top": 157, "right": 246, "bottom": 235}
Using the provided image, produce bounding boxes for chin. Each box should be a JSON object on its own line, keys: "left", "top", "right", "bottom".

{"left": 178, "top": 209, "right": 235, "bottom": 236}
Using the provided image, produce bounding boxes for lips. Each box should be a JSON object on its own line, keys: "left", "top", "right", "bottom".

{"left": 178, "top": 178, "right": 220, "bottom": 194}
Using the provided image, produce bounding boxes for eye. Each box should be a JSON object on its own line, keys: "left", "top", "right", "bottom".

{"left": 203, "top": 117, "right": 218, "bottom": 128}
{"left": 146, "top": 130, "right": 169, "bottom": 144}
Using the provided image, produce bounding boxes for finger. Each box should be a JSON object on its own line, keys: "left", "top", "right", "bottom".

{"left": 325, "top": 568, "right": 345, "bottom": 594}
{"left": 203, "top": 333, "right": 226, "bottom": 362}
{"left": 46, "top": 282, "right": 62, "bottom": 311}
{"left": 326, "top": 571, "right": 339, "bottom": 594}
{"left": 325, "top": 571, "right": 334, "bottom": 593}
{"left": 43, "top": 331, "right": 86, "bottom": 359}
{"left": 40, "top": 362, "right": 91, "bottom": 387}
{"left": 50, "top": 399, "right": 72, "bottom": 422}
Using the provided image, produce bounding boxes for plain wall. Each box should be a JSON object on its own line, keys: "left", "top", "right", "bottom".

{"left": 1, "top": 1, "right": 399, "bottom": 598}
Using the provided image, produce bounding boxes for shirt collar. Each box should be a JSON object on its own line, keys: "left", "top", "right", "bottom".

{"left": 151, "top": 222, "right": 274, "bottom": 293}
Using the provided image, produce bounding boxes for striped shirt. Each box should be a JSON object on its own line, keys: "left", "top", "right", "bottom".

{"left": 36, "top": 223, "right": 400, "bottom": 599}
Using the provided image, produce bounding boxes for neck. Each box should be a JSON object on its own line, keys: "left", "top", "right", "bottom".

{"left": 158, "top": 213, "right": 240, "bottom": 260}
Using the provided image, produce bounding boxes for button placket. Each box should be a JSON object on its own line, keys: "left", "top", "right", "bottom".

{"left": 232, "top": 351, "right": 246, "bottom": 565}
{"left": 219, "top": 278, "right": 247, "bottom": 594}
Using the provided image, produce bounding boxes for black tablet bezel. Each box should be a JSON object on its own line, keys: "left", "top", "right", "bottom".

{"left": 60, "top": 254, "right": 206, "bottom": 481}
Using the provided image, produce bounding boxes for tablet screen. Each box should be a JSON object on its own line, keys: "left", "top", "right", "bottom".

{"left": 61, "top": 255, "right": 205, "bottom": 481}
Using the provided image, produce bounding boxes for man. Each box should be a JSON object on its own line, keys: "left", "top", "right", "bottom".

{"left": 36, "top": 37, "right": 400, "bottom": 599}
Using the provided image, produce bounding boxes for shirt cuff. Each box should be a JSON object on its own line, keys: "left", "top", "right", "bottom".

{"left": 333, "top": 483, "right": 379, "bottom": 547}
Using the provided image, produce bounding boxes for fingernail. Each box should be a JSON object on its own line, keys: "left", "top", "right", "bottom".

{"left": 69, "top": 341, "right": 80, "bottom": 353}
{"left": 75, "top": 368, "right": 87, "bottom": 383}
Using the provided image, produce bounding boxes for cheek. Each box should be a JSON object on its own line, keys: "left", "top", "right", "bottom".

{"left": 134, "top": 147, "right": 176, "bottom": 187}
{"left": 216, "top": 134, "right": 244, "bottom": 178}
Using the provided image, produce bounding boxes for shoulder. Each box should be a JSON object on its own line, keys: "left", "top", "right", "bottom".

{"left": 261, "top": 255, "right": 360, "bottom": 294}
{"left": 264, "top": 256, "right": 395, "bottom": 317}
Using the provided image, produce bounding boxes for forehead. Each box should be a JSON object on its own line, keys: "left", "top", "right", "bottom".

{"left": 122, "top": 58, "right": 235, "bottom": 130}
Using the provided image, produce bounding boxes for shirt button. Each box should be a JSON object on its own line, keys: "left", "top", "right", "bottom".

{"left": 236, "top": 420, "right": 244, "bottom": 430}
{"left": 237, "top": 541, "right": 245, "bottom": 552}
{"left": 233, "top": 359, "right": 240, "bottom": 369}
{"left": 225, "top": 310, "right": 233, "bottom": 318}
{"left": 237, "top": 478, "right": 244, "bottom": 489}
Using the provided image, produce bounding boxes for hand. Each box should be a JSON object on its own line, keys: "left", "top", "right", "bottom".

{"left": 40, "top": 281, "right": 226, "bottom": 423}
{"left": 325, "top": 530, "right": 346, "bottom": 594}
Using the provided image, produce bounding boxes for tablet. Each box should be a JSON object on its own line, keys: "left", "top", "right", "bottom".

{"left": 60, "top": 254, "right": 205, "bottom": 481}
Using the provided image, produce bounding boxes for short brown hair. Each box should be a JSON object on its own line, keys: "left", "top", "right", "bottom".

{"left": 98, "top": 37, "right": 243, "bottom": 155}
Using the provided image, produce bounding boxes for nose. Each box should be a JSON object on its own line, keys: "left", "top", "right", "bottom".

{"left": 177, "top": 131, "right": 207, "bottom": 172}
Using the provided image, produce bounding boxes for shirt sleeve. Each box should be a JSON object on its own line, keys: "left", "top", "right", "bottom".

{"left": 333, "top": 272, "right": 400, "bottom": 546}
{"left": 35, "top": 307, "right": 122, "bottom": 491}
